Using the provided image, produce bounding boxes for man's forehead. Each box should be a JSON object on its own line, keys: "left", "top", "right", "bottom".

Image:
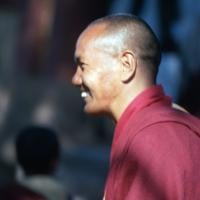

{"left": 77, "top": 23, "right": 107, "bottom": 45}
{"left": 75, "top": 24, "right": 105, "bottom": 56}
{"left": 83, "top": 23, "right": 107, "bottom": 36}
{"left": 75, "top": 22, "right": 126, "bottom": 60}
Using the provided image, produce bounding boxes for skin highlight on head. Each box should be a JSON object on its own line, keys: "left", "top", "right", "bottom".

{"left": 72, "top": 14, "right": 161, "bottom": 122}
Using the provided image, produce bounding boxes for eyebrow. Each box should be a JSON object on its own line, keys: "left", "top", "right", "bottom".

{"left": 74, "top": 56, "right": 82, "bottom": 65}
{"left": 74, "top": 56, "right": 88, "bottom": 67}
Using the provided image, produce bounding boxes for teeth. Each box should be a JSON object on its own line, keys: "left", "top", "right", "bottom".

{"left": 81, "top": 91, "right": 88, "bottom": 98}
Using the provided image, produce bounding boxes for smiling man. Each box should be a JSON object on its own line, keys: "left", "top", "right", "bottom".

{"left": 73, "top": 22, "right": 125, "bottom": 117}
{"left": 72, "top": 14, "right": 200, "bottom": 200}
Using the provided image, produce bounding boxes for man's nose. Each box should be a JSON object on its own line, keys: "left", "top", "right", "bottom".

{"left": 72, "top": 68, "right": 82, "bottom": 86}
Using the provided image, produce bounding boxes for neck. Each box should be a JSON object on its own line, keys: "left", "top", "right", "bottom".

{"left": 111, "top": 80, "right": 154, "bottom": 122}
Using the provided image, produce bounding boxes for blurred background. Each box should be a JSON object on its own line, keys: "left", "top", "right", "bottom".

{"left": 0, "top": 0, "right": 199, "bottom": 199}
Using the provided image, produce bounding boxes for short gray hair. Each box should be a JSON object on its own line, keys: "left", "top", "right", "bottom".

{"left": 89, "top": 14, "right": 161, "bottom": 80}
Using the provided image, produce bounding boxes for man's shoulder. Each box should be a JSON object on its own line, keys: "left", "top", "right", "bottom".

{"left": 127, "top": 103, "right": 200, "bottom": 136}
{"left": 146, "top": 106, "right": 200, "bottom": 133}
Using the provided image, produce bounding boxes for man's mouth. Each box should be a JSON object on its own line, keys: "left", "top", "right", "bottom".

{"left": 81, "top": 91, "right": 89, "bottom": 98}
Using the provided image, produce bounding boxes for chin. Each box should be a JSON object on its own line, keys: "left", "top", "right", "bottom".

{"left": 84, "top": 105, "right": 106, "bottom": 116}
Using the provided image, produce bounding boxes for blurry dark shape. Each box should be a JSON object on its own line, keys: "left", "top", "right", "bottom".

{"left": 171, "top": 1, "right": 200, "bottom": 112}
{"left": 16, "top": 0, "right": 55, "bottom": 76}
{"left": 16, "top": 0, "right": 108, "bottom": 78}
{"left": 179, "top": 72, "right": 200, "bottom": 116}
{"left": 0, "top": 0, "right": 18, "bottom": 9}
{"left": 14, "top": 125, "right": 71, "bottom": 200}
{"left": 15, "top": 126, "right": 60, "bottom": 176}
{"left": 157, "top": 0, "right": 179, "bottom": 52}
{"left": 0, "top": 182, "right": 46, "bottom": 200}
{"left": 132, "top": 0, "right": 144, "bottom": 15}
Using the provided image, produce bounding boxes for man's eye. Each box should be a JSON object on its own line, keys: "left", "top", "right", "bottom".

{"left": 79, "top": 63, "right": 85, "bottom": 70}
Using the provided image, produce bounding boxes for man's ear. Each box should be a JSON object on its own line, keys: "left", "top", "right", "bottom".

{"left": 120, "top": 51, "right": 137, "bottom": 83}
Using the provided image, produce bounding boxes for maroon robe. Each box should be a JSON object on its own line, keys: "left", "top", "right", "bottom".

{"left": 105, "top": 85, "right": 200, "bottom": 200}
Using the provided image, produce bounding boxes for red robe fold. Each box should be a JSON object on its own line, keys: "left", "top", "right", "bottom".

{"left": 105, "top": 85, "right": 200, "bottom": 200}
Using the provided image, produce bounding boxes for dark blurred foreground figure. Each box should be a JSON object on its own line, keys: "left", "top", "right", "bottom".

{"left": 72, "top": 14, "right": 200, "bottom": 200}
{"left": 15, "top": 126, "right": 72, "bottom": 200}
{"left": 0, "top": 183, "right": 46, "bottom": 200}
{"left": 0, "top": 126, "right": 71, "bottom": 200}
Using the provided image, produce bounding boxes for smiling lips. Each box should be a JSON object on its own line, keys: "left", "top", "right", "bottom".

{"left": 81, "top": 91, "right": 89, "bottom": 98}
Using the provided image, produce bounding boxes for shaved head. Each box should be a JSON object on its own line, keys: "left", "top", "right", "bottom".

{"left": 73, "top": 14, "right": 162, "bottom": 120}
{"left": 84, "top": 14, "right": 161, "bottom": 81}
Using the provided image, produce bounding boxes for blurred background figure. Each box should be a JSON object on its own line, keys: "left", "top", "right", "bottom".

{"left": 0, "top": 181, "right": 46, "bottom": 200}
{"left": 15, "top": 125, "right": 70, "bottom": 200}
